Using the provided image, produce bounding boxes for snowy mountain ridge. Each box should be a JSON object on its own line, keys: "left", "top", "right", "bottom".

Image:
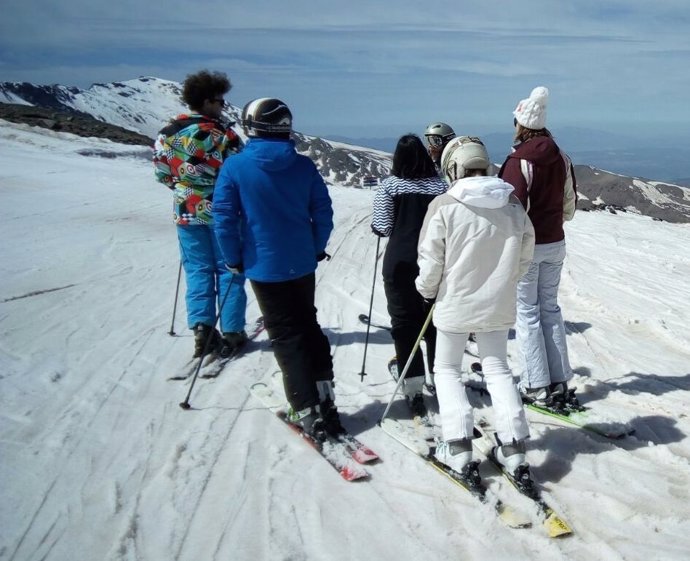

{"left": 0, "top": 77, "right": 391, "bottom": 188}
{"left": 2, "top": 77, "right": 690, "bottom": 221}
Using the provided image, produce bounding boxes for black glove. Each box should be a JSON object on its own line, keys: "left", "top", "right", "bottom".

{"left": 226, "top": 263, "right": 244, "bottom": 274}
{"left": 317, "top": 252, "right": 331, "bottom": 262}
{"left": 422, "top": 297, "right": 436, "bottom": 313}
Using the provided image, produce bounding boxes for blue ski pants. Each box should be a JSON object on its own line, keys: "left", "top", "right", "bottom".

{"left": 177, "top": 225, "right": 247, "bottom": 333}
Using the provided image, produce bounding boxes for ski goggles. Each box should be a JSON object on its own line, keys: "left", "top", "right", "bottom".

{"left": 425, "top": 134, "right": 444, "bottom": 147}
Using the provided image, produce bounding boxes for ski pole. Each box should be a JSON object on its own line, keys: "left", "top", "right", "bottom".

{"left": 359, "top": 235, "right": 381, "bottom": 382}
{"left": 168, "top": 261, "right": 183, "bottom": 336}
{"left": 378, "top": 303, "right": 435, "bottom": 423}
{"left": 179, "top": 273, "right": 236, "bottom": 410}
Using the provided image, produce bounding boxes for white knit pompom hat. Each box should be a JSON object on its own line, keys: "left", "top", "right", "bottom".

{"left": 513, "top": 86, "right": 549, "bottom": 130}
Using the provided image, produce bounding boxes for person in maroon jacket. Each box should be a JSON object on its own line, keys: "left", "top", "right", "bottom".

{"left": 499, "top": 86, "right": 578, "bottom": 408}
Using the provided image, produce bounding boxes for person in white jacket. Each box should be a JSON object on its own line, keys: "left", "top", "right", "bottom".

{"left": 415, "top": 136, "right": 535, "bottom": 481}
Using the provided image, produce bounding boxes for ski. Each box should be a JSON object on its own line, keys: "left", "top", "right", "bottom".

{"left": 524, "top": 403, "right": 635, "bottom": 440}
{"left": 468, "top": 363, "right": 634, "bottom": 440}
{"left": 472, "top": 427, "right": 573, "bottom": 538}
{"left": 168, "top": 317, "right": 265, "bottom": 381}
{"left": 250, "top": 382, "right": 372, "bottom": 480}
{"left": 358, "top": 313, "right": 391, "bottom": 331}
{"left": 379, "top": 418, "right": 531, "bottom": 529}
{"left": 332, "top": 432, "right": 380, "bottom": 464}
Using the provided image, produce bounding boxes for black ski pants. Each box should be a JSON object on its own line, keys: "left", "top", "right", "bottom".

{"left": 251, "top": 273, "right": 333, "bottom": 411}
{"left": 383, "top": 263, "right": 436, "bottom": 380}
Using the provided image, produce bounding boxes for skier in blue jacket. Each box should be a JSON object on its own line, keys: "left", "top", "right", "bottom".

{"left": 213, "top": 98, "right": 340, "bottom": 438}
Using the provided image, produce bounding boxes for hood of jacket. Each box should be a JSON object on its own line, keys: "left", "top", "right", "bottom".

{"left": 507, "top": 136, "right": 561, "bottom": 166}
{"left": 447, "top": 175, "right": 515, "bottom": 209}
{"left": 243, "top": 137, "right": 298, "bottom": 171}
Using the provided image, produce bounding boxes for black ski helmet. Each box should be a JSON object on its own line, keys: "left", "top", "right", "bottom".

{"left": 241, "top": 98, "right": 292, "bottom": 137}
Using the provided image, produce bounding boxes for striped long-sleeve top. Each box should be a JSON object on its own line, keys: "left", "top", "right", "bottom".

{"left": 372, "top": 175, "right": 448, "bottom": 279}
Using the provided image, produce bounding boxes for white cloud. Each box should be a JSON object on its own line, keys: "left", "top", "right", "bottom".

{"left": 1, "top": 0, "right": 688, "bottom": 137}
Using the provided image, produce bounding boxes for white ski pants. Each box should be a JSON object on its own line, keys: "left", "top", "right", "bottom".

{"left": 434, "top": 329, "right": 530, "bottom": 444}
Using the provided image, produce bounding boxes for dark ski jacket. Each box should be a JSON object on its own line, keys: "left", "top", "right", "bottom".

{"left": 499, "top": 136, "right": 577, "bottom": 245}
{"left": 371, "top": 175, "right": 448, "bottom": 279}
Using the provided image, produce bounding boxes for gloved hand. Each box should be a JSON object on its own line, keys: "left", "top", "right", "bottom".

{"left": 317, "top": 252, "right": 331, "bottom": 262}
{"left": 226, "top": 263, "right": 244, "bottom": 274}
{"left": 422, "top": 297, "right": 436, "bottom": 313}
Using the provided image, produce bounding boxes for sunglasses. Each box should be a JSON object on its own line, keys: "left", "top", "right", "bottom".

{"left": 425, "top": 135, "right": 444, "bottom": 147}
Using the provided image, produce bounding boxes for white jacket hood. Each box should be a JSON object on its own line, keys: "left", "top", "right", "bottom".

{"left": 415, "top": 177, "right": 535, "bottom": 334}
{"left": 447, "top": 176, "right": 515, "bottom": 209}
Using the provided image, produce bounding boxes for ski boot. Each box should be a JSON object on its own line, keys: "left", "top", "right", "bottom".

{"left": 193, "top": 323, "right": 222, "bottom": 358}
{"left": 286, "top": 405, "right": 326, "bottom": 440}
{"left": 316, "top": 380, "right": 345, "bottom": 435}
{"left": 219, "top": 330, "right": 248, "bottom": 358}
{"left": 403, "top": 376, "right": 428, "bottom": 420}
{"left": 435, "top": 438, "right": 473, "bottom": 474}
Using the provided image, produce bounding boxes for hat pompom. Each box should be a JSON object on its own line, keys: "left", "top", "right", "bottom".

{"left": 529, "top": 86, "right": 549, "bottom": 104}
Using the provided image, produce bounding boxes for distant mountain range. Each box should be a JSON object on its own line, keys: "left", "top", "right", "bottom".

{"left": 329, "top": 130, "right": 690, "bottom": 188}
{"left": 1, "top": 77, "right": 689, "bottom": 223}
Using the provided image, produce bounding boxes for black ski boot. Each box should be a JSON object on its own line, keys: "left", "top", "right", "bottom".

{"left": 219, "top": 330, "right": 248, "bottom": 358}
{"left": 193, "top": 323, "right": 222, "bottom": 358}
{"left": 286, "top": 405, "right": 327, "bottom": 441}
{"left": 316, "top": 380, "right": 345, "bottom": 435}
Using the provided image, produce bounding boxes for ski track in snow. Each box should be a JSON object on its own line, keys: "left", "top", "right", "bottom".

{"left": 1, "top": 122, "right": 690, "bottom": 561}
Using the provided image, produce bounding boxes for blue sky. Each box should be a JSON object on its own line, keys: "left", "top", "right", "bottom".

{"left": 1, "top": 0, "right": 689, "bottom": 142}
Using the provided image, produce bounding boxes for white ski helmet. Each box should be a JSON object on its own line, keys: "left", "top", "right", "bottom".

{"left": 424, "top": 122, "right": 456, "bottom": 146}
{"left": 241, "top": 97, "right": 292, "bottom": 137}
{"left": 440, "top": 136, "right": 490, "bottom": 183}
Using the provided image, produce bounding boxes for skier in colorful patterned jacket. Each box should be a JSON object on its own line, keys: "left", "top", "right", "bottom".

{"left": 153, "top": 70, "right": 248, "bottom": 359}
{"left": 213, "top": 98, "right": 340, "bottom": 439}
{"left": 371, "top": 134, "right": 448, "bottom": 418}
{"left": 498, "top": 86, "right": 578, "bottom": 408}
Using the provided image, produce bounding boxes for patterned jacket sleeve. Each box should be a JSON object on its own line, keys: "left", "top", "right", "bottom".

{"left": 153, "top": 133, "right": 174, "bottom": 189}
{"left": 371, "top": 179, "right": 395, "bottom": 236}
{"left": 218, "top": 127, "right": 244, "bottom": 160}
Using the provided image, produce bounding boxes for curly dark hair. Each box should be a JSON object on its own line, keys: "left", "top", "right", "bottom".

{"left": 182, "top": 70, "right": 231, "bottom": 112}
{"left": 391, "top": 134, "right": 438, "bottom": 179}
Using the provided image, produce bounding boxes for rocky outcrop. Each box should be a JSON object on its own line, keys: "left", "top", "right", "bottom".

{"left": 0, "top": 102, "right": 152, "bottom": 146}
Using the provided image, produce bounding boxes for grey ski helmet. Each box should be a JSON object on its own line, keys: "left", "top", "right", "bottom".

{"left": 424, "top": 122, "right": 456, "bottom": 145}
{"left": 241, "top": 97, "right": 292, "bottom": 137}
{"left": 440, "top": 136, "right": 490, "bottom": 183}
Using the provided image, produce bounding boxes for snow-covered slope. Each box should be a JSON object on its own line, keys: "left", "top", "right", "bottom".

{"left": 1, "top": 120, "right": 690, "bottom": 561}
